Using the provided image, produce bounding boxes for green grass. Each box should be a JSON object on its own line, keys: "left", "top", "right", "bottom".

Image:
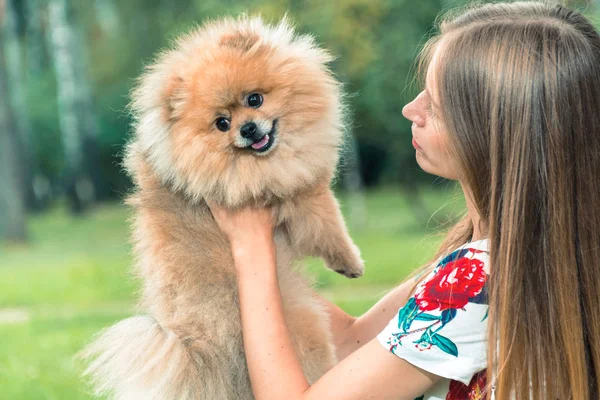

{"left": 0, "top": 186, "right": 465, "bottom": 399}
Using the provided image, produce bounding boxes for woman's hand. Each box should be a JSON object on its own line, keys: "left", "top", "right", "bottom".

{"left": 206, "top": 201, "right": 276, "bottom": 272}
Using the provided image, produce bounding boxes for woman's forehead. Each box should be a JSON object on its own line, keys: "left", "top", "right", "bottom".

{"left": 425, "top": 44, "right": 444, "bottom": 102}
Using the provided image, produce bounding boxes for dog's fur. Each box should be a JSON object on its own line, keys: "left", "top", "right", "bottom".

{"left": 81, "top": 16, "right": 364, "bottom": 400}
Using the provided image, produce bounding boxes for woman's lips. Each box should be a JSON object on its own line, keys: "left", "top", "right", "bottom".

{"left": 412, "top": 138, "right": 422, "bottom": 151}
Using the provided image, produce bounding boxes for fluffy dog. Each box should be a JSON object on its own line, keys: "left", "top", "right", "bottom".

{"left": 81, "top": 16, "right": 364, "bottom": 400}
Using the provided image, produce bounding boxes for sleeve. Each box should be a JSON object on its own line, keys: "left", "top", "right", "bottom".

{"left": 376, "top": 250, "right": 489, "bottom": 385}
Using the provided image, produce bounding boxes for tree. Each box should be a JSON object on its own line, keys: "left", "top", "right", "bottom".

{"left": 46, "top": 0, "right": 100, "bottom": 213}
{"left": 25, "top": 0, "right": 46, "bottom": 77}
{"left": 2, "top": 0, "right": 36, "bottom": 209}
{"left": 0, "top": 7, "right": 27, "bottom": 242}
{"left": 93, "top": 0, "right": 120, "bottom": 38}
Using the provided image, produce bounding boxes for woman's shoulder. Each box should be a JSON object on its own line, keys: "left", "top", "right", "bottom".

{"left": 414, "top": 238, "right": 490, "bottom": 314}
{"left": 376, "top": 238, "right": 490, "bottom": 387}
{"left": 448, "top": 238, "right": 489, "bottom": 261}
{"left": 458, "top": 238, "right": 489, "bottom": 255}
{"left": 427, "top": 238, "right": 490, "bottom": 284}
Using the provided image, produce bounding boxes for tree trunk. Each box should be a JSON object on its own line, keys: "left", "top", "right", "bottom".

{"left": 46, "top": 0, "right": 97, "bottom": 213}
{"left": 0, "top": 12, "right": 27, "bottom": 242}
{"left": 72, "top": 10, "right": 105, "bottom": 200}
{"left": 26, "top": 0, "right": 46, "bottom": 77}
{"left": 2, "top": 0, "right": 37, "bottom": 209}
{"left": 94, "top": 0, "right": 120, "bottom": 38}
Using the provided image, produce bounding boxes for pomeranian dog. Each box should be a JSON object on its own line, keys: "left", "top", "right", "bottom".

{"left": 81, "top": 16, "right": 364, "bottom": 400}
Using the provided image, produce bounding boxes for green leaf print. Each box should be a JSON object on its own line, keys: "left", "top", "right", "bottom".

{"left": 431, "top": 333, "right": 459, "bottom": 357}
{"left": 440, "top": 308, "right": 457, "bottom": 327}
{"left": 414, "top": 313, "right": 440, "bottom": 321}
{"left": 398, "top": 297, "right": 419, "bottom": 332}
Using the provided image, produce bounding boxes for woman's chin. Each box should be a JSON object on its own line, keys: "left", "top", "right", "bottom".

{"left": 416, "top": 158, "right": 450, "bottom": 180}
{"left": 415, "top": 151, "right": 459, "bottom": 180}
{"left": 415, "top": 151, "right": 430, "bottom": 172}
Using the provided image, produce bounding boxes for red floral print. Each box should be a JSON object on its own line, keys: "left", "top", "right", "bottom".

{"left": 446, "top": 370, "right": 488, "bottom": 400}
{"left": 415, "top": 255, "right": 486, "bottom": 312}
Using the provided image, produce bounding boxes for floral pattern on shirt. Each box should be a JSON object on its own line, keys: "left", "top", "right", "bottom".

{"left": 446, "top": 369, "right": 487, "bottom": 400}
{"left": 386, "top": 247, "right": 489, "bottom": 358}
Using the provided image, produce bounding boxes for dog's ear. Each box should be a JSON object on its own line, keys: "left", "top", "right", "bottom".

{"left": 162, "top": 73, "right": 187, "bottom": 122}
{"left": 219, "top": 31, "right": 259, "bottom": 52}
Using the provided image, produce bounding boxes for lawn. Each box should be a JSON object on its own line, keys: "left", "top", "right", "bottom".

{"left": 0, "top": 186, "right": 465, "bottom": 399}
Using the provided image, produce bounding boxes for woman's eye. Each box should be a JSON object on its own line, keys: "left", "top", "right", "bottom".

{"left": 247, "top": 93, "right": 263, "bottom": 108}
{"left": 215, "top": 117, "right": 231, "bottom": 132}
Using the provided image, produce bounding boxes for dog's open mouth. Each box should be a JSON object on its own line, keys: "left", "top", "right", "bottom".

{"left": 248, "top": 120, "right": 277, "bottom": 153}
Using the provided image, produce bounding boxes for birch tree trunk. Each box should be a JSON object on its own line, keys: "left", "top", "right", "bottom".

{"left": 0, "top": 16, "right": 27, "bottom": 242}
{"left": 46, "top": 0, "right": 97, "bottom": 213}
{"left": 72, "top": 7, "right": 104, "bottom": 200}
{"left": 2, "top": 0, "right": 36, "bottom": 209}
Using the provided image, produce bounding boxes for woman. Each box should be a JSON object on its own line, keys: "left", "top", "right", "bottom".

{"left": 209, "top": 1, "right": 600, "bottom": 399}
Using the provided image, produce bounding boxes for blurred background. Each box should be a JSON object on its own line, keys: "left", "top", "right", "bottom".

{"left": 0, "top": 0, "right": 596, "bottom": 398}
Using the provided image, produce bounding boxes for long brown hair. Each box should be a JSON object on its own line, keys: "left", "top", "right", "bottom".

{"left": 413, "top": 1, "right": 600, "bottom": 398}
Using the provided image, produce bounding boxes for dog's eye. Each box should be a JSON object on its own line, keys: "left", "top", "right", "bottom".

{"left": 247, "top": 93, "right": 263, "bottom": 108}
{"left": 215, "top": 117, "right": 230, "bottom": 132}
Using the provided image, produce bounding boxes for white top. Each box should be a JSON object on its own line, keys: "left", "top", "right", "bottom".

{"left": 377, "top": 239, "right": 492, "bottom": 400}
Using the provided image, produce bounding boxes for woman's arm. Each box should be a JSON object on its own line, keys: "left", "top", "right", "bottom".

{"left": 233, "top": 237, "right": 439, "bottom": 400}
{"left": 209, "top": 203, "right": 439, "bottom": 400}
{"left": 314, "top": 280, "right": 415, "bottom": 361}
{"left": 234, "top": 239, "right": 310, "bottom": 398}
{"left": 312, "top": 292, "right": 356, "bottom": 361}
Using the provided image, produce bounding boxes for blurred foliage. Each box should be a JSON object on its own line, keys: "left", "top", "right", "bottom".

{"left": 13, "top": 0, "right": 451, "bottom": 200}
{"left": 10, "top": 0, "right": 599, "bottom": 199}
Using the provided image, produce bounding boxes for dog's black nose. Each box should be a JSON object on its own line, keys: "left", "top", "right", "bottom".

{"left": 240, "top": 122, "right": 258, "bottom": 139}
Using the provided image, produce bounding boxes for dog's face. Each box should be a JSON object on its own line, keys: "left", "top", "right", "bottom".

{"left": 129, "top": 17, "right": 345, "bottom": 207}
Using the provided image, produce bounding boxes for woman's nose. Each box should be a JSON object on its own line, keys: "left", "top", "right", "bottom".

{"left": 402, "top": 94, "right": 426, "bottom": 127}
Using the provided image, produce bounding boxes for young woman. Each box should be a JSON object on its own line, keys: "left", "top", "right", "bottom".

{"left": 208, "top": 1, "right": 600, "bottom": 399}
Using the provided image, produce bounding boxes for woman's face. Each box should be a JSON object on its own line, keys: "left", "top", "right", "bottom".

{"left": 402, "top": 46, "right": 461, "bottom": 180}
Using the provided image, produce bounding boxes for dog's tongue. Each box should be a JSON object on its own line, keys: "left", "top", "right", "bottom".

{"left": 251, "top": 135, "right": 269, "bottom": 150}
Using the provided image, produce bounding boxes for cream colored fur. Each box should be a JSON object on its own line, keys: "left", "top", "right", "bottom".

{"left": 81, "top": 16, "right": 363, "bottom": 400}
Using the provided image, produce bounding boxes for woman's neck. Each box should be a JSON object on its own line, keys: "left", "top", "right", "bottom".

{"left": 460, "top": 182, "right": 486, "bottom": 241}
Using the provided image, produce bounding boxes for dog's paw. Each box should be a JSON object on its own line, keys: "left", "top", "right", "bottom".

{"left": 334, "top": 267, "right": 363, "bottom": 279}
{"left": 329, "top": 244, "right": 364, "bottom": 279}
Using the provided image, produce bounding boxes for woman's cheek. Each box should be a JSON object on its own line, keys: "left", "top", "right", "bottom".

{"left": 433, "top": 133, "right": 461, "bottom": 179}
{"left": 430, "top": 134, "right": 449, "bottom": 159}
